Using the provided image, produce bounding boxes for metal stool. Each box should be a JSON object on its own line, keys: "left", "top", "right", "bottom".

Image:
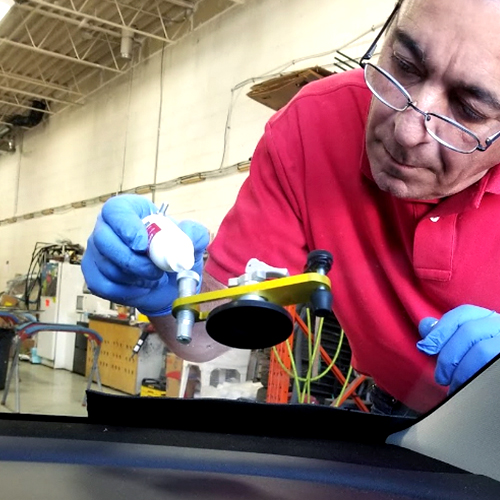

{"left": 0, "top": 312, "right": 102, "bottom": 413}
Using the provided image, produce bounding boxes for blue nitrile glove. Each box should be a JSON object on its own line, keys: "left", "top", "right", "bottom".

{"left": 81, "top": 194, "right": 209, "bottom": 317}
{"left": 417, "top": 305, "right": 500, "bottom": 393}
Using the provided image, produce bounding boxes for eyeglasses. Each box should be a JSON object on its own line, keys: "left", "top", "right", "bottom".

{"left": 359, "top": 1, "right": 500, "bottom": 154}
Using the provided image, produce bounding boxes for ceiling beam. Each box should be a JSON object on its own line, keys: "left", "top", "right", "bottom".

{"left": 100, "top": 0, "right": 187, "bottom": 21}
{"left": 25, "top": 0, "right": 173, "bottom": 43}
{"left": 0, "top": 120, "right": 25, "bottom": 129}
{"left": 0, "top": 83, "right": 82, "bottom": 106}
{"left": 17, "top": 3, "right": 120, "bottom": 39}
{"left": 161, "top": 0, "right": 195, "bottom": 8}
{"left": 0, "top": 70, "right": 83, "bottom": 96}
{"left": 0, "top": 99, "right": 53, "bottom": 114}
{"left": 0, "top": 38, "right": 124, "bottom": 73}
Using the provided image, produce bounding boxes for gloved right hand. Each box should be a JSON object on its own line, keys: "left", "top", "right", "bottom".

{"left": 417, "top": 304, "right": 500, "bottom": 394}
{"left": 81, "top": 194, "right": 210, "bottom": 317}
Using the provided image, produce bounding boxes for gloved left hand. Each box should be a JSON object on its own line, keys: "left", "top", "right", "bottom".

{"left": 417, "top": 304, "right": 500, "bottom": 393}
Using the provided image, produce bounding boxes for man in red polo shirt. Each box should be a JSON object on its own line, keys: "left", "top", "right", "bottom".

{"left": 82, "top": 0, "right": 500, "bottom": 414}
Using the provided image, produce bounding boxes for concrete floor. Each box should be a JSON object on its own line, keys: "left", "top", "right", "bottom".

{"left": 0, "top": 361, "right": 125, "bottom": 416}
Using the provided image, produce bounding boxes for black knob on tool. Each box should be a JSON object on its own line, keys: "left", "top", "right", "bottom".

{"left": 310, "top": 288, "right": 333, "bottom": 317}
{"left": 306, "top": 250, "right": 333, "bottom": 317}
{"left": 305, "top": 249, "right": 333, "bottom": 274}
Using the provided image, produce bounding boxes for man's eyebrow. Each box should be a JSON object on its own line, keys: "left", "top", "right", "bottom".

{"left": 459, "top": 84, "right": 500, "bottom": 112}
{"left": 393, "top": 28, "right": 500, "bottom": 112}
{"left": 393, "top": 29, "right": 425, "bottom": 63}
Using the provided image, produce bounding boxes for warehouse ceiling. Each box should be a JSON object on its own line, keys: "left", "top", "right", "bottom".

{"left": 0, "top": 0, "right": 242, "bottom": 132}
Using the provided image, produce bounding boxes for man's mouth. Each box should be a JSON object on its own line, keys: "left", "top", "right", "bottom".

{"left": 383, "top": 144, "right": 424, "bottom": 170}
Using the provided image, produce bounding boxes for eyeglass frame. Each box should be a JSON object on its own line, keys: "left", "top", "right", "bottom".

{"left": 358, "top": 0, "right": 500, "bottom": 154}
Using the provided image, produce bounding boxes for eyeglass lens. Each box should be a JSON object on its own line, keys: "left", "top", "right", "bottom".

{"left": 364, "top": 64, "right": 479, "bottom": 153}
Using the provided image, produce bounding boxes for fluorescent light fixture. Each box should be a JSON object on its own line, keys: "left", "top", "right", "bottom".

{"left": 135, "top": 185, "right": 152, "bottom": 194}
{"left": 179, "top": 173, "right": 206, "bottom": 185}
{"left": 237, "top": 161, "right": 250, "bottom": 172}
{"left": 0, "top": 0, "right": 14, "bottom": 22}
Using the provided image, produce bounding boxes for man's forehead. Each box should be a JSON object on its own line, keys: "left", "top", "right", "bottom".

{"left": 392, "top": 0, "right": 500, "bottom": 61}
{"left": 386, "top": 0, "right": 500, "bottom": 105}
{"left": 398, "top": 0, "right": 500, "bottom": 19}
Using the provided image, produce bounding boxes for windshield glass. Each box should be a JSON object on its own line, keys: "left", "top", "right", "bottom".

{"left": 0, "top": 0, "right": 498, "bottom": 428}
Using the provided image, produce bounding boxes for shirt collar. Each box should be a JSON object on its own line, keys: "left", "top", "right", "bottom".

{"left": 485, "top": 163, "right": 500, "bottom": 195}
{"left": 429, "top": 163, "right": 500, "bottom": 217}
{"left": 359, "top": 142, "right": 500, "bottom": 215}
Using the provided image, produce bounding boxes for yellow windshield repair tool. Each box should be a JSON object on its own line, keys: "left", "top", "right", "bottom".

{"left": 172, "top": 250, "right": 333, "bottom": 350}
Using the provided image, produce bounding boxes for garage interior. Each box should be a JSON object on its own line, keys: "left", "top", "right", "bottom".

{"left": 0, "top": 0, "right": 390, "bottom": 416}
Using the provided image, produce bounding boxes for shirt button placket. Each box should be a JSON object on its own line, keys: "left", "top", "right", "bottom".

{"left": 413, "top": 214, "right": 457, "bottom": 281}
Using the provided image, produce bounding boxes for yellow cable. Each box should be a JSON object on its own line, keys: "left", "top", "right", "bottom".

{"left": 285, "top": 337, "right": 302, "bottom": 401}
{"left": 305, "top": 309, "right": 314, "bottom": 403}
{"left": 301, "top": 309, "right": 315, "bottom": 403}
{"left": 271, "top": 345, "right": 295, "bottom": 377}
{"left": 306, "top": 309, "right": 313, "bottom": 368}
{"left": 303, "top": 311, "right": 324, "bottom": 403}
{"left": 270, "top": 309, "right": 314, "bottom": 403}
{"left": 270, "top": 308, "right": 349, "bottom": 404}
{"left": 271, "top": 327, "right": 346, "bottom": 384}
{"left": 335, "top": 364, "right": 353, "bottom": 408}
{"left": 309, "top": 328, "right": 344, "bottom": 382}
{"left": 309, "top": 316, "right": 324, "bottom": 378}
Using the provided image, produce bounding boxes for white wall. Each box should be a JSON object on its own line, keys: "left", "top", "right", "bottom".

{"left": 0, "top": 0, "right": 395, "bottom": 290}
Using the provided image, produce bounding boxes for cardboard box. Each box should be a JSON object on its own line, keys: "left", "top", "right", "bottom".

{"left": 20, "top": 338, "right": 35, "bottom": 355}
{"left": 0, "top": 294, "right": 19, "bottom": 308}
{"left": 247, "top": 66, "right": 333, "bottom": 111}
{"left": 165, "top": 352, "right": 183, "bottom": 398}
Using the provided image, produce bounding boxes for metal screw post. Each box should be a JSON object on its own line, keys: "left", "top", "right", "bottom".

{"left": 176, "top": 269, "right": 200, "bottom": 344}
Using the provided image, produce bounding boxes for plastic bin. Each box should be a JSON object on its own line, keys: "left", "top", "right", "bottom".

{"left": 0, "top": 329, "right": 14, "bottom": 390}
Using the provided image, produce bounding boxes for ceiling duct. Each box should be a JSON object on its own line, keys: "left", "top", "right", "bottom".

{"left": 0, "top": 136, "right": 15, "bottom": 154}
{"left": 7, "top": 99, "right": 47, "bottom": 128}
{"left": 0, "top": 122, "right": 11, "bottom": 138}
{"left": 0, "top": 121, "right": 14, "bottom": 153}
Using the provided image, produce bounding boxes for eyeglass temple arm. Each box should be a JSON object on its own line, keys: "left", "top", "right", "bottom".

{"left": 360, "top": 1, "right": 402, "bottom": 63}
{"left": 485, "top": 131, "right": 500, "bottom": 149}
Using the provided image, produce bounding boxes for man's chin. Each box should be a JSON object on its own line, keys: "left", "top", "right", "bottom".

{"left": 372, "top": 172, "right": 441, "bottom": 200}
{"left": 372, "top": 172, "right": 418, "bottom": 199}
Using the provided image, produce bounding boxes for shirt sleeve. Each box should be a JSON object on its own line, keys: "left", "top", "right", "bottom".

{"left": 205, "top": 111, "right": 309, "bottom": 284}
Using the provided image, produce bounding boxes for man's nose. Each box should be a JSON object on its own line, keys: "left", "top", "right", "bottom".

{"left": 392, "top": 103, "right": 429, "bottom": 149}
{"left": 392, "top": 87, "right": 444, "bottom": 148}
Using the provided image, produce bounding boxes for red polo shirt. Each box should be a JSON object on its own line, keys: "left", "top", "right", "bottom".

{"left": 205, "top": 68, "right": 500, "bottom": 413}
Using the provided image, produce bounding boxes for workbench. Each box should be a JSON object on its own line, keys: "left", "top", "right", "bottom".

{"left": 86, "top": 315, "right": 164, "bottom": 395}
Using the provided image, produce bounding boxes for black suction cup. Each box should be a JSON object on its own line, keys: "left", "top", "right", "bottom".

{"left": 206, "top": 299, "right": 293, "bottom": 349}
